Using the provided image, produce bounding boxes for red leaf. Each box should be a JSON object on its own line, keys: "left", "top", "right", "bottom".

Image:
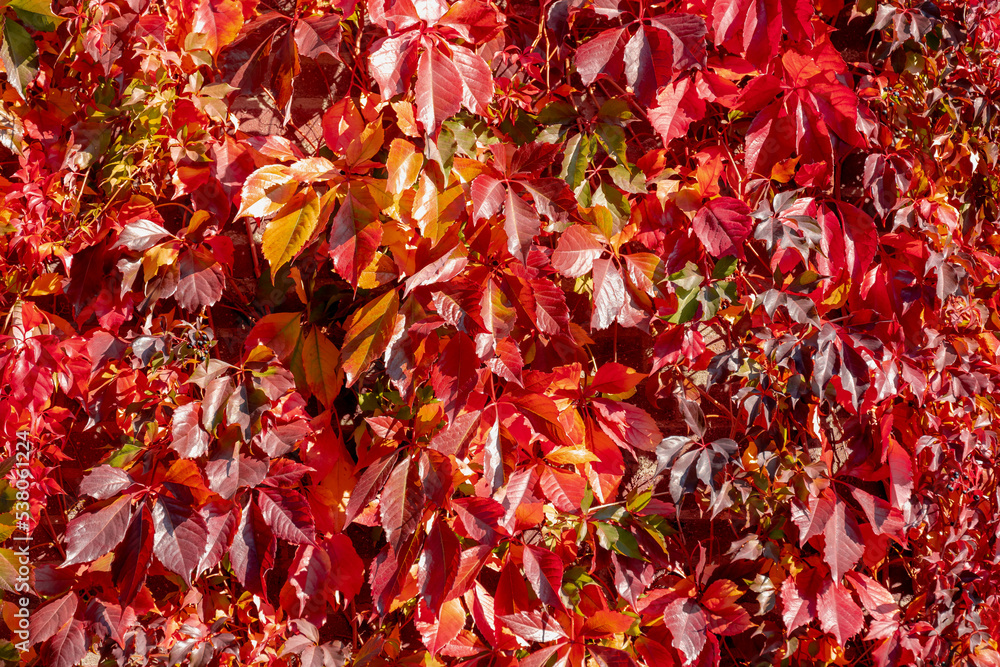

{"left": 591, "top": 398, "right": 662, "bottom": 453}
{"left": 196, "top": 501, "right": 238, "bottom": 579}
{"left": 325, "top": 533, "right": 365, "bottom": 602}
{"left": 845, "top": 571, "right": 899, "bottom": 621}
{"left": 379, "top": 456, "right": 424, "bottom": 549}
{"left": 663, "top": 598, "right": 707, "bottom": 664}
{"left": 31, "top": 593, "right": 78, "bottom": 646}
{"left": 370, "top": 532, "right": 421, "bottom": 615}
{"left": 450, "top": 44, "right": 493, "bottom": 114}
{"left": 341, "top": 289, "right": 399, "bottom": 387}
{"left": 823, "top": 494, "right": 864, "bottom": 582}
{"left": 85, "top": 600, "right": 136, "bottom": 649}
{"left": 205, "top": 444, "right": 268, "bottom": 499}
{"left": 453, "top": 497, "right": 505, "bottom": 545}
{"left": 281, "top": 544, "right": 332, "bottom": 624}
{"left": 416, "top": 598, "right": 467, "bottom": 654}
{"left": 590, "top": 645, "right": 640, "bottom": 667}
{"left": 591, "top": 257, "right": 626, "bottom": 330}
{"left": 649, "top": 13, "right": 707, "bottom": 71}
{"left": 229, "top": 496, "right": 276, "bottom": 597}
{"left": 415, "top": 45, "right": 463, "bottom": 136}
{"left": 790, "top": 488, "right": 835, "bottom": 547}
{"left": 369, "top": 33, "right": 421, "bottom": 98}
{"left": 192, "top": 0, "right": 244, "bottom": 56}
{"left": 343, "top": 453, "right": 398, "bottom": 525}
{"left": 244, "top": 311, "right": 302, "bottom": 359}
{"left": 576, "top": 28, "right": 626, "bottom": 85}
{"left": 885, "top": 439, "right": 913, "bottom": 513}
{"left": 42, "top": 618, "right": 87, "bottom": 667}
{"left": 539, "top": 466, "right": 586, "bottom": 513}
{"left": 835, "top": 201, "right": 879, "bottom": 283}
{"left": 780, "top": 567, "right": 822, "bottom": 633}
{"left": 329, "top": 189, "right": 382, "bottom": 287}
{"left": 552, "top": 225, "right": 604, "bottom": 278}
{"left": 522, "top": 545, "right": 566, "bottom": 610}
{"left": 418, "top": 518, "right": 462, "bottom": 612}
{"left": 692, "top": 197, "right": 752, "bottom": 259}
{"left": 850, "top": 487, "right": 905, "bottom": 542}
{"left": 175, "top": 249, "right": 225, "bottom": 310}
{"left": 439, "top": 0, "right": 505, "bottom": 42}
{"left": 744, "top": 102, "right": 793, "bottom": 178}
{"left": 590, "top": 362, "right": 646, "bottom": 395}
{"left": 817, "top": 579, "right": 863, "bottom": 647}
{"left": 63, "top": 495, "right": 133, "bottom": 566}
{"left": 582, "top": 610, "right": 636, "bottom": 636}
{"left": 530, "top": 277, "right": 571, "bottom": 335}
{"left": 649, "top": 78, "right": 707, "bottom": 145}
{"left": 257, "top": 487, "right": 317, "bottom": 545}
{"left": 152, "top": 496, "right": 210, "bottom": 585}
{"left": 430, "top": 332, "right": 480, "bottom": 420}
{"left": 504, "top": 185, "right": 540, "bottom": 262}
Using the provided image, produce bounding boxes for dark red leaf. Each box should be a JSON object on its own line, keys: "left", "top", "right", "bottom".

{"left": 63, "top": 495, "right": 133, "bottom": 566}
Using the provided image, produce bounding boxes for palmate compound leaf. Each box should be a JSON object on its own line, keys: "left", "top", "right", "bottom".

{"left": 262, "top": 187, "right": 320, "bottom": 280}
{"left": 341, "top": 289, "right": 399, "bottom": 387}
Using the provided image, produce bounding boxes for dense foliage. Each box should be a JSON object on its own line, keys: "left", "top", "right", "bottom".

{"left": 2, "top": 0, "right": 1000, "bottom": 664}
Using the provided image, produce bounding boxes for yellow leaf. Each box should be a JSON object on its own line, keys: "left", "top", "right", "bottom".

{"left": 387, "top": 139, "right": 423, "bottom": 196}
{"left": 341, "top": 289, "right": 400, "bottom": 387}
{"left": 237, "top": 165, "right": 297, "bottom": 218}
{"left": 142, "top": 244, "right": 179, "bottom": 281}
{"left": 26, "top": 273, "right": 62, "bottom": 296}
{"left": 262, "top": 187, "right": 320, "bottom": 279}
{"left": 546, "top": 445, "right": 599, "bottom": 465}
{"left": 357, "top": 251, "right": 399, "bottom": 290}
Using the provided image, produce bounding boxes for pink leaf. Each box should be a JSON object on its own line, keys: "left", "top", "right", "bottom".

{"left": 663, "top": 598, "right": 707, "bottom": 664}
{"left": 691, "top": 197, "right": 752, "bottom": 259}
{"left": 552, "top": 225, "right": 604, "bottom": 278}
{"left": 817, "top": 579, "right": 864, "bottom": 647}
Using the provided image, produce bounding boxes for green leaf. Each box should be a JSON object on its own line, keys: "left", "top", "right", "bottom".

{"left": 262, "top": 187, "right": 321, "bottom": 279}
{"left": 7, "top": 0, "right": 63, "bottom": 31}
{"left": 0, "top": 18, "right": 38, "bottom": 98}
{"left": 561, "top": 133, "right": 596, "bottom": 190}
{"left": 595, "top": 123, "right": 628, "bottom": 164}
{"left": 711, "top": 255, "right": 739, "bottom": 279}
